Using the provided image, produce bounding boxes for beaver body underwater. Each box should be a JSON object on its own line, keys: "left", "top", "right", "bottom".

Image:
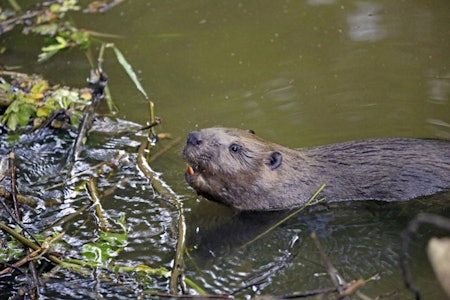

{"left": 182, "top": 127, "right": 450, "bottom": 211}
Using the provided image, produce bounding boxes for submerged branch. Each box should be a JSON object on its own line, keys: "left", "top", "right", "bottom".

{"left": 0, "top": 222, "right": 64, "bottom": 268}
{"left": 0, "top": 187, "right": 36, "bottom": 206}
{"left": 62, "top": 258, "right": 168, "bottom": 277}
{"left": 0, "top": 231, "right": 65, "bottom": 275}
{"left": 86, "top": 176, "right": 110, "bottom": 231}
{"left": 137, "top": 137, "right": 186, "bottom": 295}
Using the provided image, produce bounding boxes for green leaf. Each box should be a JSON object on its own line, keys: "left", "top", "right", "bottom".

{"left": 31, "top": 23, "right": 59, "bottom": 36}
{"left": 31, "top": 80, "right": 49, "bottom": 94}
{"left": 5, "top": 114, "right": 18, "bottom": 131}
{"left": 99, "top": 231, "right": 128, "bottom": 247}
{"left": 42, "top": 36, "right": 68, "bottom": 52}
{"left": 70, "top": 114, "right": 80, "bottom": 127}
{"left": 0, "top": 239, "right": 24, "bottom": 261}
{"left": 71, "top": 30, "right": 91, "bottom": 50}
{"left": 82, "top": 239, "right": 123, "bottom": 263}
{"left": 81, "top": 243, "right": 104, "bottom": 263}
{"left": 1, "top": 95, "right": 37, "bottom": 130}
{"left": 50, "top": 88, "right": 82, "bottom": 108}
{"left": 112, "top": 46, "right": 149, "bottom": 99}
{"left": 81, "top": 215, "right": 128, "bottom": 264}
{"left": 38, "top": 50, "right": 59, "bottom": 62}
{"left": 50, "top": 0, "right": 80, "bottom": 13}
{"left": 0, "top": 82, "right": 11, "bottom": 91}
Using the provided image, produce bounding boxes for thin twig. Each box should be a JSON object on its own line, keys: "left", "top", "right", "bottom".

{"left": 42, "top": 205, "right": 88, "bottom": 233}
{"left": 241, "top": 184, "right": 326, "bottom": 248}
{"left": 311, "top": 232, "right": 345, "bottom": 294}
{"left": 0, "top": 154, "right": 41, "bottom": 247}
{"left": 148, "top": 136, "right": 180, "bottom": 163}
{"left": 310, "top": 233, "right": 373, "bottom": 300}
{"left": 9, "top": 152, "right": 41, "bottom": 295}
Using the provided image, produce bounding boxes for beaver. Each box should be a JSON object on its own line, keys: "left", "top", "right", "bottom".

{"left": 182, "top": 127, "right": 450, "bottom": 211}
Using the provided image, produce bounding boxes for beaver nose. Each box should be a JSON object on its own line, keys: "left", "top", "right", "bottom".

{"left": 187, "top": 131, "right": 203, "bottom": 146}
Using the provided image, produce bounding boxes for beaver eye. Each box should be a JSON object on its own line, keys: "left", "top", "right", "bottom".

{"left": 229, "top": 144, "right": 241, "bottom": 153}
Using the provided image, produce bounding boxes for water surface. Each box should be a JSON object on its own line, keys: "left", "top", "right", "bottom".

{"left": 1, "top": 0, "right": 449, "bottom": 299}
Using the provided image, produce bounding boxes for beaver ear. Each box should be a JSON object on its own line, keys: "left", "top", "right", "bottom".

{"left": 247, "top": 129, "right": 256, "bottom": 135}
{"left": 266, "top": 151, "right": 282, "bottom": 170}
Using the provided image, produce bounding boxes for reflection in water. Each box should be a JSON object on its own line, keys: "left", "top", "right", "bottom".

{"left": 428, "top": 71, "right": 450, "bottom": 104}
{"left": 308, "top": 0, "right": 336, "bottom": 5}
{"left": 186, "top": 198, "right": 449, "bottom": 297}
{"left": 426, "top": 70, "right": 450, "bottom": 139}
{"left": 347, "top": 2, "right": 386, "bottom": 42}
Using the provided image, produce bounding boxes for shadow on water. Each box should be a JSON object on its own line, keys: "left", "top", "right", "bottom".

{"left": 185, "top": 196, "right": 450, "bottom": 297}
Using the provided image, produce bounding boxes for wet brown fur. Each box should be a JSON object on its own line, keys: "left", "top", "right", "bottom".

{"left": 183, "top": 127, "right": 450, "bottom": 211}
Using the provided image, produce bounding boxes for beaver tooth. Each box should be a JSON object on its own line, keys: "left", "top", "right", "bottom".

{"left": 186, "top": 164, "right": 195, "bottom": 175}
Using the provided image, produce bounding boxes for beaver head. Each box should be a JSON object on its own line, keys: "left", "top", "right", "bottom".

{"left": 182, "top": 127, "right": 307, "bottom": 210}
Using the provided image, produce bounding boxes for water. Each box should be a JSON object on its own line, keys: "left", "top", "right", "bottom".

{"left": 1, "top": 0, "right": 449, "bottom": 299}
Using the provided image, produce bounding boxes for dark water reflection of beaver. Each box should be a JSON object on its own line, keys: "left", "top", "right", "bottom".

{"left": 187, "top": 194, "right": 450, "bottom": 261}
{"left": 186, "top": 193, "right": 450, "bottom": 297}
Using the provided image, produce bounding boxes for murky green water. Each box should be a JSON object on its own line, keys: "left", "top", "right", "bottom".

{"left": 1, "top": 0, "right": 449, "bottom": 299}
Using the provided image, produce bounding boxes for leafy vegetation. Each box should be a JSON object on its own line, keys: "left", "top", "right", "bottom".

{"left": 0, "top": 1, "right": 173, "bottom": 299}
{"left": 0, "top": 74, "right": 91, "bottom": 130}
{"left": 81, "top": 214, "right": 128, "bottom": 263}
{"left": 0, "top": 0, "right": 148, "bottom": 132}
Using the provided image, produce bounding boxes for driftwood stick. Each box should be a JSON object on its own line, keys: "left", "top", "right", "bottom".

{"left": 0, "top": 10, "right": 40, "bottom": 35}
{"left": 0, "top": 197, "right": 42, "bottom": 248}
{"left": 86, "top": 176, "right": 110, "bottom": 231}
{"left": 66, "top": 69, "right": 107, "bottom": 168}
{"left": 9, "top": 153, "right": 20, "bottom": 220}
{"left": 0, "top": 186, "right": 36, "bottom": 206}
{"left": 281, "top": 286, "right": 339, "bottom": 298}
{"left": 137, "top": 137, "right": 186, "bottom": 295}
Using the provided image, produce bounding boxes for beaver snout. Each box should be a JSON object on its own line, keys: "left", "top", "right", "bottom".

{"left": 183, "top": 131, "right": 207, "bottom": 177}
{"left": 186, "top": 131, "right": 203, "bottom": 147}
